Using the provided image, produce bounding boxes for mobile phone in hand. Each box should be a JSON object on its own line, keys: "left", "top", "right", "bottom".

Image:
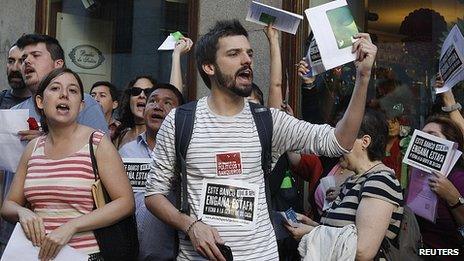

{"left": 284, "top": 208, "right": 301, "bottom": 227}
{"left": 216, "top": 243, "right": 233, "bottom": 261}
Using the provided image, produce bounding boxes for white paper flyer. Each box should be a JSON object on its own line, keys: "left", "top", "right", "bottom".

{"left": 304, "top": 0, "right": 358, "bottom": 72}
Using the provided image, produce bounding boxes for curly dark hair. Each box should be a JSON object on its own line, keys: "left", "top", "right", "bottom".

{"left": 113, "top": 75, "right": 157, "bottom": 142}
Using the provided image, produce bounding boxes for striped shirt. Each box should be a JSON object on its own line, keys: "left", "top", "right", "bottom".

{"left": 146, "top": 97, "right": 347, "bottom": 260}
{"left": 320, "top": 167, "right": 404, "bottom": 240}
{"left": 24, "top": 132, "right": 104, "bottom": 255}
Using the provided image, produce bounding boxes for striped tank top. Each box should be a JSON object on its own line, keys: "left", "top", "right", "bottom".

{"left": 24, "top": 132, "right": 104, "bottom": 254}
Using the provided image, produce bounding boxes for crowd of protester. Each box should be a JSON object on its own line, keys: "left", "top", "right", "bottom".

{"left": 0, "top": 16, "right": 463, "bottom": 261}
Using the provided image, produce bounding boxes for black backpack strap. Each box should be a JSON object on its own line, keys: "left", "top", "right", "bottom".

{"left": 249, "top": 102, "right": 274, "bottom": 225}
{"left": 174, "top": 101, "right": 198, "bottom": 215}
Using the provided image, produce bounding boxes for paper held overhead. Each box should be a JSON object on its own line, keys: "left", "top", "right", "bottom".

{"left": 304, "top": 0, "right": 358, "bottom": 75}
{"left": 158, "top": 31, "right": 184, "bottom": 51}
{"left": 246, "top": 1, "right": 303, "bottom": 35}
{"left": 437, "top": 25, "right": 464, "bottom": 94}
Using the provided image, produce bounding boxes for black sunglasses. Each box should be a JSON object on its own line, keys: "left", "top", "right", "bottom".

{"left": 127, "top": 87, "right": 153, "bottom": 97}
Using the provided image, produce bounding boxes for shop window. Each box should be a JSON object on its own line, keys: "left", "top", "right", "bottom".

{"left": 36, "top": 0, "right": 195, "bottom": 96}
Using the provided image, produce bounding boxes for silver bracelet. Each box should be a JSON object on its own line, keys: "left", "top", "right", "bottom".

{"left": 442, "top": 102, "right": 462, "bottom": 112}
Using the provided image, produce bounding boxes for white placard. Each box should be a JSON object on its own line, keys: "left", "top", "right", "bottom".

{"left": 1, "top": 224, "right": 88, "bottom": 261}
{"left": 0, "top": 109, "right": 28, "bottom": 172}
{"left": 402, "top": 129, "right": 462, "bottom": 176}
{"left": 437, "top": 25, "right": 464, "bottom": 93}
{"left": 199, "top": 179, "right": 259, "bottom": 228}
{"left": 246, "top": 1, "right": 303, "bottom": 35}
{"left": 305, "top": 0, "right": 358, "bottom": 71}
{"left": 122, "top": 158, "right": 152, "bottom": 193}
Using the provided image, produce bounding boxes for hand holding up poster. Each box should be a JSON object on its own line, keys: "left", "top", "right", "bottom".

{"left": 304, "top": 0, "right": 358, "bottom": 74}
{"left": 403, "top": 130, "right": 462, "bottom": 176}
{"left": 246, "top": 1, "right": 303, "bottom": 35}
{"left": 437, "top": 25, "right": 464, "bottom": 94}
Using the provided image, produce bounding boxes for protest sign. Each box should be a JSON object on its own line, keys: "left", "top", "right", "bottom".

{"left": 122, "top": 158, "right": 151, "bottom": 193}
{"left": 403, "top": 130, "right": 462, "bottom": 176}
{"left": 304, "top": 34, "right": 326, "bottom": 77}
{"left": 199, "top": 179, "right": 259, "bottom": 228}
{"left": 304, "top": 0, "right": 358, "bottom": 74}
{"left": 437, "top": 25, "right": 464, "bottom": 93}
{"left": 0, "top": 109, "right": 28, "bottom": 172}
{"left": 406, "top": 167, "right": 438, "bottom": 223}
{"left": 246, "top": 1, "right": 303, "bottom": 35}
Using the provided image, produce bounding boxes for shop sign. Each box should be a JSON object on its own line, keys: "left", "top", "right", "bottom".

{"left": 68, "top": 44, "right": 105, "bottom": 70}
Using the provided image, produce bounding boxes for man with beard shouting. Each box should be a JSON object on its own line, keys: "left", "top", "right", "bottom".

{"left": 145, "top": 19, "right": 377, "bottom": 260}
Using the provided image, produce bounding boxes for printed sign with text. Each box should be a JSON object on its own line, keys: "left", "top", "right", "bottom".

{"left": 403, "top": 130, "right": 462, "bottom": 176}
{"left": 122, "top": 158, "right": 152, "bottom": 193}
{"left": 216, "top": 152, "right": 242, "bottom": 176}
{"left": 199, "top": 179, "right": 259, "bottom": 228}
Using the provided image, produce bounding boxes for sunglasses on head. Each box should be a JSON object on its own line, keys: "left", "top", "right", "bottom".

{"left": 128, "top": 87, "right": 153, "bottom": 96}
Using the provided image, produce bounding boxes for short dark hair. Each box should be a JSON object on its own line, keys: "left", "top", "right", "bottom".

{"left": 151, "top": 83, "right": 185, "bottom": 105}
{"left": 90, "top": 81, "right": 120, "bottom": 102}
{"left": 195, "top": 19, "right": 248, "bottom": 88}
{"left": 251, "top": 83, "right": 264, "bottom": 105}
{"left": 16, "top": 34, "right": 65, "bottom": 62}
{"left": 35, "top": 68, "right": 84, "bottom": 133}
{"left": 358, "top": 109, "right": 389, "bottom": 161}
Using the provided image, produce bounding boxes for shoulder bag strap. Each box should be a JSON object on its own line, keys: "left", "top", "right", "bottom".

{"left": 89, "top": 131, "right": 99, "bottom": 181}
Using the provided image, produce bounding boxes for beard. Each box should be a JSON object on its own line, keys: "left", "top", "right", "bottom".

{"left": 215, "top": 65, "right": 253, "bottom": 97}
{"left": 7, "top": 70, "right": 26, "bottom": 90}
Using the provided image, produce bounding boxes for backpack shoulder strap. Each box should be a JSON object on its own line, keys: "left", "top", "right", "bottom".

{"left": 249, "top": 102, "right": 275, "bottom": 225}
{"left": 249, "top": 102, "right": 273, "bottom": 177}
{"left": 174, "top": 101, "right": 198, "bottom": 215}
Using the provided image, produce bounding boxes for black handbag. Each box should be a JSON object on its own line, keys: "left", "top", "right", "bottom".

{"left": 89, "top": 132, "right": 139, "bottom": 261}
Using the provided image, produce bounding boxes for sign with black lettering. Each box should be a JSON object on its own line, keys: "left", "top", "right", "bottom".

{"left": 199, "top": 180, "right": 259, "bottom": 228}
{"left": 403, "top": 130, "right": 462, "bottom": 176}
{"left": 437, "top": 25, "right": 464, "bottom": 94}
{"left": 122, "top": 158, "right": 151, "bottom": 193}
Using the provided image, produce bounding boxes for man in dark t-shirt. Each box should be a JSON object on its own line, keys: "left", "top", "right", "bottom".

{"left": 0, "top": 45, "right": 30, "bottom": 109}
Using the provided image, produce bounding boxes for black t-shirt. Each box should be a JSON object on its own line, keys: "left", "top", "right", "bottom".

{"left": 0, "top": 89, "right": 30, "bottom": 109}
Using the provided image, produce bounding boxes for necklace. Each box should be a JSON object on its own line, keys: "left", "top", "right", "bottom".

{"left": 351, "top": 162, "right": 383, "bottom": 182}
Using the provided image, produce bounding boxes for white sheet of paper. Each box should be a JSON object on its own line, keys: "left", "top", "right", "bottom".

{"left": 437, "top": 25, "right": 464, "bottom": 94}
{"left": 1, "top": 224, "right": 88, "bottom": 261}
{"left": 305, "top": 0, "right": 357, "bottom": 71}
{"left": 246, "top": 1, "right": 303, "bottom": 35}
{"left": 0, "top": 109, "right": 28, "bottom": 172}
{"left": 403, "top": 129, "right": 460, "bottom": 176}
{"left": 158, "top": 35, "right": 177, "bottom": 50}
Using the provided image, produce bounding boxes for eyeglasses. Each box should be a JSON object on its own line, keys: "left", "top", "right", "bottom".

{"left": 128, "top": 87, "right": 153, "bottom": 97}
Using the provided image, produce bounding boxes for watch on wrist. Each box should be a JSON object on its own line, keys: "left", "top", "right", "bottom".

{"left": 442, "top": 102, "right": 462, "bottom": 113}
{"left": 450, "top": 196, "right": 464, "bottom": 209}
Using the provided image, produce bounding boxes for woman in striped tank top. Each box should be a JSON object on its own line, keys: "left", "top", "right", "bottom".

{"left": 1, "top": 68, "right": 134, "bottom": 261}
